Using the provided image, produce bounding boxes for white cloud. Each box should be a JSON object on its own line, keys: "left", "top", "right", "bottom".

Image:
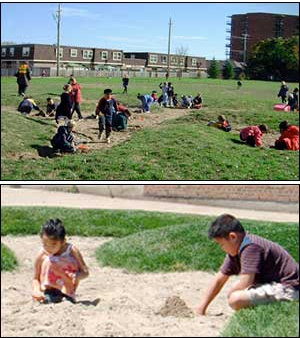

{"left": 61, "top": 6, "right": 99, "bottom": 19}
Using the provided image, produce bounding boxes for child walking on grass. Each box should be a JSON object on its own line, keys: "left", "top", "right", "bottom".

{"left": 196, "top": 214, "right": 299, "bottom": 315}
{"left": 32, "top": 219, "right": 89, "bottom": 303}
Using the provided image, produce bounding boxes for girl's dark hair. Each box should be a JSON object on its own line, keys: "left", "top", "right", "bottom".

{"left": 208, "top": 214, "right": 245, "bottom": 239}
{"left": 40, "top": 219, "right": 66, "bottom": 240}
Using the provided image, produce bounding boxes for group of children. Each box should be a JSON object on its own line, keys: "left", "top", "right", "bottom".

{"left": 32, "top": 216, "right": 299, "bottom": 317}
{"left": 278, "top": 81, "right": 299, "bottom": 111}
{"left": 17, "top": 77, "right": 299, "bottom": 153}
{"left": 136, "top": 81, "right": 204, "bottom": 113}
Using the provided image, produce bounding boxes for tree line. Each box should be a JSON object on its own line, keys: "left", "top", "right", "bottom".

{"left": 208, "top": 35, "right": 299, "bottom": 82}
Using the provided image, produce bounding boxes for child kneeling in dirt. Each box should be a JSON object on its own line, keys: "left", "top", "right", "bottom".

{"left": 32, "top": 218, "right": 89, "bottom": 303}
{"left": 197, "top": 214, "right": 299, "bottom": 315}
{"left": 207, "top": 115, "right": 232, "bottom": 132}
{"left": 239, "top": 124, "right": 268, "bottom": 147}
{"left": 17, "top": 96, "right": 43, "bottom": 115}
{"left": 112, "top": 103, "right": 132, "bottom": 131}
{"left": 51, "top": 120, "right": 77, "bottom": 154}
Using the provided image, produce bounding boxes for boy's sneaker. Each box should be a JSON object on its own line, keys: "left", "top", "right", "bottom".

{"left": 106, "top": 137, "right": 111, "bottom": 144}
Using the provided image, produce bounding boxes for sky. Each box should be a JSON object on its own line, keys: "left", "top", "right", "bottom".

{"left": 1, "top": 2, "right": 299, "bottom": 60}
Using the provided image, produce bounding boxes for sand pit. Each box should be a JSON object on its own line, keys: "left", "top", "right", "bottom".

{"left": 1, "top": 236, "right": 234, "bottom": 337}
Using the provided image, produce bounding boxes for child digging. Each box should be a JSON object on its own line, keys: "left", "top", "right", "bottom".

{"left": 197, "top": 214, "right": 299, "bottom": 315}
{"left": 32, "top": 218, "right": 89, "bottom": 303}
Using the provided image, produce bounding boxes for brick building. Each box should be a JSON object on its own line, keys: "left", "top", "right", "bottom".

{"left": 227, "top": 13, "right": 299, "bottom": 62}
{"left": 1, "top": 43, "right": 124, "bottom": 71}
{"left": 124, "top": 52, "right": 207, "bottom": 73}
{"left": 1, "top": 43, "right": 208, "bottom": 75}
{"left": 18, "top": 185, "right": 299, "bottom": 205}
{"left": 143, "top": 185, "right": 299, "bottom": 203}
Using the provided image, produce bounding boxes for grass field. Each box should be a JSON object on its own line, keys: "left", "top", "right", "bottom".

{"left": 1, "top": 206, "right": 299, "bottom": 336}
{"left": 1, "top": 77, "right": 299, "bottom": 180}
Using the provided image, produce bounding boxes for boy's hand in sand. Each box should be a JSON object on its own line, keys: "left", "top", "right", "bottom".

{"left": 195, "top": 305, "right": 207, "bottom": 316}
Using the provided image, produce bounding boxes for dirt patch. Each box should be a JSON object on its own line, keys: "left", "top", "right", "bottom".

{"left": 157, "top": 296, "right": 194, "bottom": 318}
{"left": 69, "top": 108, "right": 191, "bottom": 151}
{"left": 1, "top": 235, "right": 234, "bottom": 337}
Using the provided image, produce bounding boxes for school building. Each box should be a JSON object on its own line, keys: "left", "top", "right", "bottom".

{"left": 226, "top": 13, "right": 299, "bottom": 62}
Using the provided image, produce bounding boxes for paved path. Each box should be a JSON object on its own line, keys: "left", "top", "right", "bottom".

{"left": 1, "top": 187, "right": 298, "bottom": 223}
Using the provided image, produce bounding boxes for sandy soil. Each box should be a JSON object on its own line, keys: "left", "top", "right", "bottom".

{"left": 1, "top": 236, "right": 235, "bottom": 337}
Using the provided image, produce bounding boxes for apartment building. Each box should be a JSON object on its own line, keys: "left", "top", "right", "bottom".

{"left": 1, "top": 43, "right": 124, "bottom": 70}
{"left": 124, "top": 52, "right": 207, "bottom": 72}
{"left": 226, "top": 13, "right": 299, "bottom": 62}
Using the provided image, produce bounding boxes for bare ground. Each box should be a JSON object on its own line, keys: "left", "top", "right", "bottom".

{"left": 1, "top": 235, "right": 235, "bottom": 337}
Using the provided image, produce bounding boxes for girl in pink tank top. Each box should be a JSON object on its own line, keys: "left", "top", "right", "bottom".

{"left": 32, "top": 219, "right": 89, "bottom": 303}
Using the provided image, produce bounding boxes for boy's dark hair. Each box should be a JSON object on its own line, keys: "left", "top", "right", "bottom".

{"left": 46, "top": 97, "right": 51, "bottom": 102}
{"left": 279, "top": 120, "right": 289, "bottom": 132}
{"left": 208, "top": 214, "right": 245, "bottom": 239}
{"left": 104, "top": 88, "right": 112, "bottom": 95}
{"left": 40, "top": 219, "right": 66, "bottom": 240}
{"left": 259, "top": 124, "right": 268, "bottom": 133}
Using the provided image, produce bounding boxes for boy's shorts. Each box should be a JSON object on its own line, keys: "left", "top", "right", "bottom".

{"left": 246, "top": 283, "right": 299, "bottom": 306}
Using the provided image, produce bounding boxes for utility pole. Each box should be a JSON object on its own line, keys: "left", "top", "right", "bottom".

{"left": 56, "top": 4, "right": 62, "bottom": 76}
{"left": 167, "top": 18, "right": 173, "bottom": 79}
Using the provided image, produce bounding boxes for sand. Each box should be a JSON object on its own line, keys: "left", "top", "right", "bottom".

{"left": 1, "top": 236, "right": 235, "bottom": 337}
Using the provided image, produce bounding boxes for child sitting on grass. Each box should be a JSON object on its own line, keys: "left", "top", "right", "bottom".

{"left": 207, "top": 115, "right": 232, "bottom": 132}
{"left": 197, "top": 214, "right": 299, "bottom": 315}
{"left": 239, "top": 124, "right": 268, "bottom": 147}
{"left": 32, "top": 218, "right": 89, "bottom": 303}
{"left": 46, "top": 97, "right": 58, "bottom": 117}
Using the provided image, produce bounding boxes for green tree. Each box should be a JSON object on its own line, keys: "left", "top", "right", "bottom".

{"left": 208, "top": 57, "right": 220, "bottom": 79}
{"left": 222, "top": 60, "right": 234, "bottom": 79}
{"left": 247, "top": 36, "right": 299, "bottom": 81}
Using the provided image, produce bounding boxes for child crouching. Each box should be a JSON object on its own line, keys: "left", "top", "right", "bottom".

{"left": 32, "top": 218, "right": 89, "bottom": 303}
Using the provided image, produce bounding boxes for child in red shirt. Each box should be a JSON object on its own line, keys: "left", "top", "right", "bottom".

{"left": 70, "top": 77, "right": 83, "bottom": 120}
{"left": 274, "top": 121, "right": 299, "bottom": 151}
{"left": 240, "top": 124, "right": 268, "bottom": 147}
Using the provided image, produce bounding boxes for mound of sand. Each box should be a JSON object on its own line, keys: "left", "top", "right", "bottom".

{"left": 157, "top": 296, "right": 194, "bottom": 318}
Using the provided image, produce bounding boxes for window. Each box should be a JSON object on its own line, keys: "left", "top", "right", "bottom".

{"left": 171, "top": 56, "right": 177, "bottom": 64}
{"left": 70, "top": 49, "right": 77, "bottom": 57}
{"left": 1, "top": 48, "right": 6, "bottom": 57}
{"left": 83, "top": 50, "right": 93, "bottom": 59}
{"left": 192, "top": 58, "right": 197, "bottom": 66}
{"left": 22, "top": 47, "right": 30, "bottom": 57}
{"left": 113, "top": 52, "right": 122, "bottom": 61}
{"left": 55, "top": 48, "right": 63, "bottom": 58}
{"left": 150, "top": 54, "right": 158, "bottom": 63}
{"left": 180, "top": 57, "right": 185, "bottom": 66}
{"left": 162, "top": 56, "right": 167, "bottom": 64}
{"left": 9, "top": 47, "right": 15, "bottom": 57}
{"left": 130, "top": 54, "right": 135, "bottom": 59}
{"left": 101, "top": 51, "right": 108, "bottom": 60}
